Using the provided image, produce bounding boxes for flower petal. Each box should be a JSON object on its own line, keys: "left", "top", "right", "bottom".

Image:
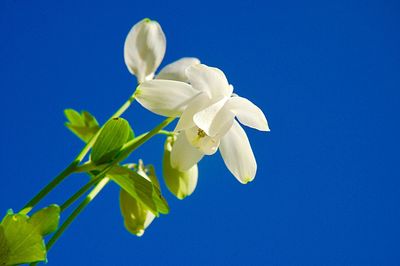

{"left": 124, "top": 18, "right": 166, "bottom": 83}
{"left": 136, "top": 80, "right": 199, "bottom": 117}
{"left": 185, "top": 126, "right": 220, "bottom": 155}
{"left": 170, "top": 131, "right": 204, "bottom": 171}
{"left": 175, "top": 92, "right": 210, "bottom": 132}
{"left": 186, "top": 64, "right": 233, "bottom": 99}
{"left": 226, "top": 96, "right": 270, "bottom": 131}
{"left": 156, "top": 57, "right": 200, "bottom": 82}
{"left": 219, "top": 121, "right": 257, "bottom": 184}
{"left": 193, "top": 97, "right": 234, "bottom": 137}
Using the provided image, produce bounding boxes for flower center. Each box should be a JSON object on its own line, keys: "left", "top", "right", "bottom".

{"left": 197, "top": 128, "right": 206, "bottom": 139}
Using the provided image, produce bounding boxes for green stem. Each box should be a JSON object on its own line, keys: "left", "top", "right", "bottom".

{"left": 20, "top": 162, "right": 78, "bottom": 215}
{"left": 60, "top": 175, "right": 103, "bottom": 212}
{"left": 21, "top": 92, "right": 136, "bottom": 214}
{"left": 158, "top": 129, "right": 175, "bottom": 136}
{"left": 73, "top": 161, "right": 98, "bottom": 173}
{"left": 47, "top": 177, "right": 110, "bottom": 251}
{"left": 117, "top": 117, "right": 175, "bottom": 162}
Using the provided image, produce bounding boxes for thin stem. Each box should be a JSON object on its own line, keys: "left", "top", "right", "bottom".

{"left": 21, "top": 92, "right": 136, "bottom": 214}
{"left": 73, "top": 161, "right": 98, "bottom": 173}
{"left": 20, "top": 162, "right": 78, "bottom": 215}
{"left": 60, "top": 176, "right": 103, "bottom": 212}
{"left": 117, "top": 117, "right": 175, "bottom": 161}
{"left": 158, "top": 129, "right": 175, "bottom": 136}
{"left": 46, "top": 177, "right": 110, "bottom": 251}
{"left": 112, "top": 93, "right": 136, "bottom": 118}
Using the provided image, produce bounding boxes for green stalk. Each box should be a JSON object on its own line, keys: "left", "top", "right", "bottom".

{"left": 60, "top": 175, "right": 103, "bottom": 212}
{"left": 20, "top": 162, "right": 78, "bottom": 215}
{"left": 45, "top": 177, "right": 110, "bottom": 252}
{"left": 117, "top": 117, "right": 175, "bottom": 161}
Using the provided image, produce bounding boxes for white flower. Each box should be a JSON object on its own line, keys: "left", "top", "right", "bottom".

{"left": 136, "top": 64, "right": 269, "bottom": 184}
{"left": 124, "top": 18, "right": 200, "bottom": 84}
{"left": 124, "top": 18, "right": 166, "bottom": 83}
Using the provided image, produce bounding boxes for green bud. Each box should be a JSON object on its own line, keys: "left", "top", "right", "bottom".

{"left": 162, "top": 136, "right": 198, "bottom": 200}
{"left": 119, "top": 189, "right": 155, "bottom": 237}
{"left": 119, "top": 161, "right": 158, "bottom": 237}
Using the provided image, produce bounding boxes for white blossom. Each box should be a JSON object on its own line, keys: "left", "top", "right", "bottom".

{"left": 124, "top": 19, "right": 200, "bottom": 84}
{"left": 136, "top": 64, "right": 269, "bottom": 183}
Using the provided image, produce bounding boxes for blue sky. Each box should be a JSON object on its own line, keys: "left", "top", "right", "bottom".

{"left": 1, "top": 0, "right": 400, "bottom": 265}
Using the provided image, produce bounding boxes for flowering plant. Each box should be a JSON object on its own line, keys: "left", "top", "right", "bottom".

{"left": 0, "top": 18, "right": 269, "bottom": 265}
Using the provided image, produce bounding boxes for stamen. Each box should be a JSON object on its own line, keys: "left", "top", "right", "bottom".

{"left": 197, "top": 128, "right": 206, "bottom": 138}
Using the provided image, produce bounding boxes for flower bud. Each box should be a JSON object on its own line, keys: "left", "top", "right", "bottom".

{"left": 119, "top": 189, "right": 155, "bottom": 237}
{"left": 119, "top": 161, "right": 157, "bottom": 237}
{"left": 163, "top": 136, "right": 198, "bottom": 200}
{"left": 124, "top": 18, "right": 166, "bottom": 83}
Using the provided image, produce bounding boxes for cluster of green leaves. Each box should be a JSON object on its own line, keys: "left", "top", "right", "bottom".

{"left": 0, "top": 205, "right": 60, "bottom": 265}
{"left": 65, "top": 109, "right": 100, "bottom": 143}
{"left": 0, "top": 108, "right": 172, "bottom": 266}
{"left": 66, "top": 109, "right": 169, "bottom": 217}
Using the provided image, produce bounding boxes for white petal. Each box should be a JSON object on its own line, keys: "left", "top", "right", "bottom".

{"left": 156, "top": 57, "right": 200, "bottom": 82}
{"left": 193, "top": 97, "right": 233, "bottom": 137}
{"left": 136, "top": 80, "right": 199, "bottom": 117}
{"left": 143, "top": 211, "right": 156, "bottom": 230}
{"left": 175, "top": 92, "right": 210, "bottom": 132}
{"left": 219, "top": 121, "right": 257, "bottom": 184}
{"left": 170, "top": 131, "right": 204, "bottom": 171}
{"left": 226, "top": 96, "right": 270, "bottom": 131}
{"left": 185, "top": 127, "right": 220, "bottom": 155}
{"left": 186, "top": 64, "right": 233, "bottom": 99}
{"left": 124, "top": 18, "right": 166, "bottom": 83}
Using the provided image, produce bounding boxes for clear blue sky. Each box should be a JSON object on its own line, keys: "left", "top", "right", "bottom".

{"left": 1, "top": 0, "right": 399, "bottom": 265}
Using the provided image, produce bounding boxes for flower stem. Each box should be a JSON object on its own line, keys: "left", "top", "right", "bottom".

{"left": 157, "top": 129, "right": 175, "bottom": 136}
{"left": 48, "top": 177, "right": 110, "bottom": 250}
{"left": 20, "top": 92, "right": 136, "bottom": 214}
{"left": 60, "top": 175, "right": 103, "bottom": 212}
{"left": 20, "top": 162, "right": 78, "bottom": 215}
{"left": 117, "top": 117, "right": 175, "bottom": 161}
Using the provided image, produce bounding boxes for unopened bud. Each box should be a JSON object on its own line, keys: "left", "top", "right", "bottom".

{"left": 163, "top": 136, "right": 198, "bottom": 200}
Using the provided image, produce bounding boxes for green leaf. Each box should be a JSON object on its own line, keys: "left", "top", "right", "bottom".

{"left": 64, "top": 109, "right": 100, "bottom": 142}
{"left": 146, "top": 164, "right": 161, "bottom": 189}
{"left": 0, "top": 205, "right": 61, "bottom": 265}
{"left": 91, "top": 118, "right": 133, "bottom": 165}
{"left": 64, "top": 109, "right": 84, "bottom": 126}
{"left": 0, "top": 227, "right": 9, "bottom": 265}
{"left": 29, "top": 205, "right": 60, "bottom": 236}
{"left": 1, "top": 213, "right": 46, "bottom": 265}
{"left": 81, "top": 111, "right": 99, "bottom": 128}
{"left": 108, "top": 165, "right": 169, "bottom": 216}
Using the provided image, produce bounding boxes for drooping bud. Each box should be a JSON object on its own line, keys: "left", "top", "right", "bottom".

{"left": 163, "top": 136, "right": 198, "bottom": 200}
{"left": 124, "top": 18, "right": 166, "bottom": 83}
{"left": 119, "top": 161, "right": 156, "bottom": 237}
{"left": 119, "top": 189, "right": 155, "bottom": 237}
